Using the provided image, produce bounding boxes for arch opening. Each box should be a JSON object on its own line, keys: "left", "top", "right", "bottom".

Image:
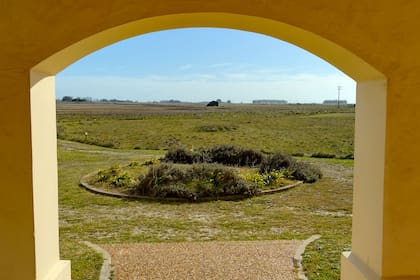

{"left": 56, "top": 26, "right": 357, "bottom": 104}
{"left": 32, "top": 13, "right": 384, "bottom": 82}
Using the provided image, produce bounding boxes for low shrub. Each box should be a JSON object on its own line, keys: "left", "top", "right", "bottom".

{"left": 132, "top": 163, "right": 259, "bottom": 200}
{"left": 244, "top": 170, "right": 287, "bottom": 189}
{"left": 236, "top": 148, "right": 264, "bottom": 167}
{"left": 208, "top": 145, "right": 242, "bottom": 165}
{"left": 163, "top": 147, "right": 197, "bottom": 164}
{"left": 191, "top": 164, "right": 258, "bottom": 197}
{"left": 111, "top": 172, "right": 133, "bottom": 188}
{"left": 259, "top": 153, "right": 295, "bottom": 173}
{"left": 96, "top": 165, "right": 135, "bottom": 188}
{"left": 290, "top": 162, "right": 323, "bottom": 183}
{"left": 149, "top": 183, "right": 195, "bottom": 200}
{"left": 291, "top": 152, "right": 304, "bottom": 157}
{"left": 193, "top": 149, "right": 212, "bottom": 163}
{"left": 163, "top": 145, "right": 263, "bottom": 167}
{"left": 139, "top": 164, "right": 188, "bottom": 191}
{"left": 195, "top": 124, "right": 238, "bottom": 132}
{"left": 259, "top": 153, "right": 322, "bottom": 183}
{"left": 261, "top": 170, "right": 284, "bottom": 186}
{"left": 97, "top": 164, "right": 121, "bottom": 182}
{"left": 311, "top": 152, "right": 336, "bottom": 159}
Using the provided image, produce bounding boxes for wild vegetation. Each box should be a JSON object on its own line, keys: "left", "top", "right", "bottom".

{"left": 87, "top": 145, "right": 321, "bottom": 201}
{"left": 163, "top": 145, "right": 264, "bottom": 167}
{"left": 57, "top": 103, "right": 355, "bottom": 156}
{"left": 56, "top": 103, "right": 354, "bottom": 280}
{"left": 132, "top": 163, "right": 259, "bottom": 200}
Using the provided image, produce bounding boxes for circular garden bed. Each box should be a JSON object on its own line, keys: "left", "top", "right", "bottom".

{"left": 81, "top": 145, "right": 322, "bottom": 202}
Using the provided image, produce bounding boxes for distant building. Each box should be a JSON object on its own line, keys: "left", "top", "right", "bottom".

{"left": 323, "top": 100, "right": 347, "bottom": 105}
{"left": 252, "top": 99, "right": 288, "bottom": 104}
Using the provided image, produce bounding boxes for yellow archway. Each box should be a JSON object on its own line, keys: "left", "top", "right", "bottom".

{"left": 3, "top": 2, "right": 420, "bottom": 279}
{"left": 31, "top": 13, "right": 386, "bottom": 280}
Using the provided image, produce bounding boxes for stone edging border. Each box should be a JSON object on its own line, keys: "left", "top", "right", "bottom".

{"left": 83, "top": 241, "right": 113, "bottom": 280}
{"left": 293, "top": 234, "right": 322, "bottom": 280}
{"left": 80, "top": 171, "right": 303, "bottom": 202}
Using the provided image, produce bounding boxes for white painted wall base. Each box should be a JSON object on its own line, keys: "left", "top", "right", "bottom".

{"left": 42, "top": 261, "right": 71, "bottom": 280}
{"left": 341, "top": 252, "right": 380, "bottom": 280}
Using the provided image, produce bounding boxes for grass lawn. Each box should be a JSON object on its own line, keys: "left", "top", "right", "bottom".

{"left": 57, "top": 103, "right": 354, "bottom": 280}
{"left": 58, "top": 141, "right": 352, "bottom": 280}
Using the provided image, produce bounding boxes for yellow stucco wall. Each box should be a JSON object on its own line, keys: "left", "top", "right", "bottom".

{"left": 0, "top": 71, "right": 36, "bottom": 279}
{"left": 2, "top": 1, "right": 420, "bottom": 279}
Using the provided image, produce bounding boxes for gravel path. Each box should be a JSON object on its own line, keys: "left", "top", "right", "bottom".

{"left": 101, "top": 240, "right": 302, "bottom": 280}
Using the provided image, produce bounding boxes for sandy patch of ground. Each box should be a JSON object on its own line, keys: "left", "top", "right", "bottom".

{"left": 101, "top": 240, "right": 302, "bottom": 280}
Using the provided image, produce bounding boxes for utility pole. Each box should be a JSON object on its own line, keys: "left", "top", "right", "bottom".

{"left": 337, "top": 86, "right": 342, "bottom": 108}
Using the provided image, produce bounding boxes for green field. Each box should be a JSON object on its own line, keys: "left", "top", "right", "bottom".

{"left": 57, "top": 103, "right": 354, "bottom": 280}
{"left": 57, "top": 103, "right": 355, "bottom": 156}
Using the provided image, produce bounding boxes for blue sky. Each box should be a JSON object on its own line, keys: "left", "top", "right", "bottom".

{"left": 56, "top": 28, "right": 356, "bottom": 103}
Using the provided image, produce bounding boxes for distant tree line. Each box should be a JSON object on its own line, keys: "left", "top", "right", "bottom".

{"left": 60, "top": 96, "right": 134, "bottom": 103}
{"left": 61, "top": 96, "right": 91, "bottom": 102}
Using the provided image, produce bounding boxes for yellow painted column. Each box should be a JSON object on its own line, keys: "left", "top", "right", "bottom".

{"left": 343, "top": 78, "right": 420, "bottom": 279}
{"left": 342, "top": 79, "right": 387, "bottom": 280}
{"left": 0, "top": 69, "right": 70, "bottom": 280}
{"left": 30, "top": 71, "right": 70, "bottom": 280}
{"left": 0, "top": 70, "right": 36, "bottom": 279}
{"left": 381, "top": 77, "right": 420, "bottom": 278}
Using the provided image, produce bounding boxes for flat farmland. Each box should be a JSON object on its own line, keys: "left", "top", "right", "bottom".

{"left": 57, "top": 102, "right": 355, "bottom": 156}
